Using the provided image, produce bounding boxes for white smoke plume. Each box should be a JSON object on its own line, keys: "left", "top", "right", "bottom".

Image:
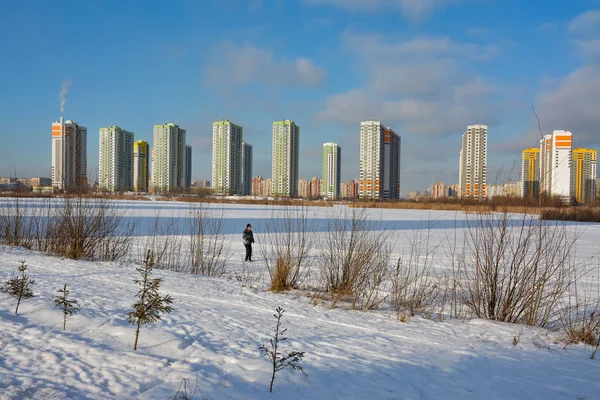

{"left": 60, "top": 79, "right": 72, "bottom": 115}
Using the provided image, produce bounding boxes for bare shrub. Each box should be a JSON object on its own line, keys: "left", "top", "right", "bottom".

{"left": 233, "top": 262, "right": 263, "bottom": 288}
{"left": 142, "top": 213, "right": 185, "bottom": 272}
{"left": 0, "top": 197, "right": 135, "bottom": 262}
{"left": 353, "top": 259, "right": 388, "bottom": 311}
{"left": 592, "top": 336, "right": 600, "bottom": 359}
{"left": 260, "top": 206, "right": 316, "bottom": 291}
{"left": 188, "top": 204, "right": 229, "bottom": 277}
{"left": 458, "top": 208, "right": 582, "bottom": 326}
{"left": 49, "top": 196, "right": 135, "bottom": 261}
{"left": 390, "top": 221, "right": 446, "bottom": 319}
{"left": 0, "top": 197, "right": 38, "bottom": 249}
{"left": 558, "top": 278, "right": 600, "bottom": 347}
{"left": 444, "top": 215, "right": 469, "bottom": 320}
{"left": 32, "top": 198, "right": 59, "bottom": 253}
{"left": 319, "top": 207, "right": 392, "bottom": 310}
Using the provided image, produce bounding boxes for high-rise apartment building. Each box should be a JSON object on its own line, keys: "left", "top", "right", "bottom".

{"left": 540, "top": 130, "right": 572, "bottom": 199}
{"left": 252, "top": 176, "right": 263, "bottom": 196}
{"left": 272, "top": 120, "right": 299, "bottom": 197}
{"left": 521, "top": 148, "right": 540, "bottom": 198}
{"left": 359, "top": 120, "right": 401, "bottom": 199}
{"left": 98, "top": 126, "right": 134, "bottom": 192}
{"left": 51, "top": 117, "right": 87, "bottom": 191}
{"left": 539, "top": 135, "right": 552, "bottom": 195}
{"left": 348, "top": 179, "right": 358, "bottom": 199}
{"left": 321, "top": 142, "right": 341, "bottom": 200}
{"left": 448, "top": 184, "right": 460, "bottom": 198}
{"left": 241, "top": 142, "right": 253, "bottom": 196}
{"left": 571, "top": 148, "right": 597, "bottom": 204}
{"left": 251, "top": 176, "right": 274, "bottom": 197}
{"left": 431, "top": 182, "right": 446, "bottom": 198}
{"left": 340, "top": 182, "right": 348, "bottom": 199}
{"left": 212, "top": 120, "right": 243, "bottom": 195}
{"left": 299, "top": 179, "right": 311, "bottom": 199}
{"left": 310, "top": 177, "right": 321, "bottom": 199}
{"left": 459, "top": 124, "right": 487, "bottom": 199}
{"left": 185, "top": 145, "right": 192, "bottom": 189}
{"left": 152, "top": 123, "right": 186, "bottom": 192}
{"left": 133, "top": 140, "right": 149, "bottom": 192}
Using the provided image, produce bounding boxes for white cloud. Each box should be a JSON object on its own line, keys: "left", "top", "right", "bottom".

{"left": 305, "top": 0, "right": 460, "bottom": 23}
{"left": 204, "top": 42, "right": 326, "bottom": 87}
{"left": 536, "top": 65, "right": 600, "bottom": 147}
{"left": 364, "top": 60, "right": 458, "bottom": 97}
{"left": 575, "top": 38, "right": 600, "bottom": 59}
{"left": 315, "top": 33, "right": 501, "bottom": 136}
{"left": 342, "top": 33, "right": 500, "bottom": 62}
{"left": 498, "top": 10, "right": 600, "bottom": 157}
{"left": 316, "top": 83, "right": 498, "bottom": 135}
{"left": 568, "top": 10, "right": 600, "bottom": 61}
{"left": 568, "top": 9, "right": 600, "bottom": 34}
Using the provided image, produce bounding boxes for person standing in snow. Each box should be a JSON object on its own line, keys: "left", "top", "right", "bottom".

{"left": 242, "top": 224, "right": 255, "bottom": 262}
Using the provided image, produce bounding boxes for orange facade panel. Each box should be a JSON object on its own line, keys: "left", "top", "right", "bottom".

{"left": 555, "top": 141, "right": 572, "bottom": 147}
{"left": 555, "top": 136, "right": 572, "bottom": 141}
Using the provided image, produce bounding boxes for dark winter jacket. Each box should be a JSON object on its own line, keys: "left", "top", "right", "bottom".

{"left": 242, "top": 229, "right": 255, "bottom": 245}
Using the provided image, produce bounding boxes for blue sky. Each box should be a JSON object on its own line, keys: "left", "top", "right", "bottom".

{"left": 0, "top": 0, "right": 599, "bottom": 194}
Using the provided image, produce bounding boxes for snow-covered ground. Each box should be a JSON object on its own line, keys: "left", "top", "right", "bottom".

{"left": 1, "top": 200, "right": 599, "bottom": 399}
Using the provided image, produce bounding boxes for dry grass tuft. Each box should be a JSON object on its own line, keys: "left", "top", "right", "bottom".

{"left": 269, "top": 257, "right": 293, "bottom": 292}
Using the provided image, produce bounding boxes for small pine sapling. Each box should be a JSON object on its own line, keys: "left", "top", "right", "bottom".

{"left": 1, "top": 260, "right": 34, "bottom": 315}
{"left": 127, "top": 250, "right": 174, "bottom": 351}
{"left": 54, "top": 284, "right": 80, "bottom": 330}
{"left": 259, "top": 306, "right": 305, "bottom": 393}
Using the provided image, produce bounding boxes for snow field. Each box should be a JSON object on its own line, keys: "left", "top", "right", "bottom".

{"left": 0, "top": 200, "right": 599, "bottom": 399}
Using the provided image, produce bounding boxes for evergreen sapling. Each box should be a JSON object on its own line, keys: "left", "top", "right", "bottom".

{"left": 127, "top": 250, "right": 174, "bottom": 351}
{"left": 54, "top": 283, "right": 80, "bottom": 330}
{"left": 259, "top": 306, "right": 305, "bottom": 393}
{"left": 1, "top": 260, "right": 34, "bottom": 315}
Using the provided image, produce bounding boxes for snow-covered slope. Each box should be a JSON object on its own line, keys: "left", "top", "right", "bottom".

{"left": 1, "top": 245, "right": 598, "bottom": 400}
